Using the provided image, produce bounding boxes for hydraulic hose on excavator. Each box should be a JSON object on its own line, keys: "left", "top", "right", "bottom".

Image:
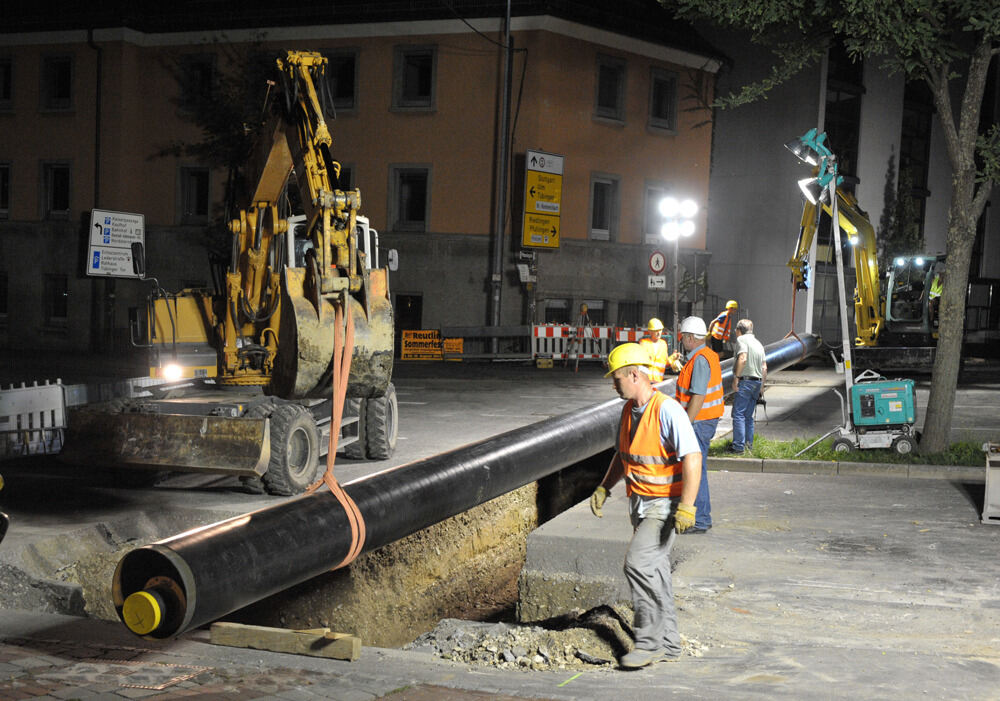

{"left": 114, "top": 333, "right": 820, "bottom": 639}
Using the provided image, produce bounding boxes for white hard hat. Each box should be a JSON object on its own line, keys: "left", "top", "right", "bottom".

{"left": 679, "top": 316, "right": 708, "bottom": 337}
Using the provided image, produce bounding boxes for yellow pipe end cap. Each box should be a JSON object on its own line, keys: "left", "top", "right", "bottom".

{"left": 123, "top": 591, "right": 162, "bottom": 635}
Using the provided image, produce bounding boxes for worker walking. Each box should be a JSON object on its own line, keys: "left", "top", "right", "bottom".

{"left": 708, "top": 300, "right": 738, "bottom": 358}
{"left": 638, "top": 318, "right": 669, "bottom": 383}
{"left": 729, "top": 319, "right": 767, "bottom": 454}
{"left": 675, "top": 316, "right": 723, "bottom": 533}
{"left": 589, "top": 343, "right": 702, "bottom": 668}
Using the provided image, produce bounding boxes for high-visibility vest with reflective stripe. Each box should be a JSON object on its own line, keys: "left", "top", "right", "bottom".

{"left": 929, "top": 275, "right": 943, "bottom": 300}
{"left": 711, "top": 309, "right": 733, "bottom": 341}
{"left": 638, "top": 337, "right": 669, "bottom": 382}
{"left": 618, "top": 391, "right": 684, "bottom": 498}
{"left": 675, "top": 346, "right": 724, "bottom": 421}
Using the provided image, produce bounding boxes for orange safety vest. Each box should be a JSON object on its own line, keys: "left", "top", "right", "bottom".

{"left": 710, "top": 309, "right": 733, "bottom": 341}
{"left": 618, "top": 392, "right": 684, "bottom": 498}
{"left": 638, "top": 337, "right": 669, "bottom": 382}
{"left": 675, "top": 346, "right": 724, "bottom": 421}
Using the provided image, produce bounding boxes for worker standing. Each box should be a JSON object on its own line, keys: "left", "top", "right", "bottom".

{"left": 928, "top": 269, "right": 944, "bottom": 327}
{"left": 638, "top": 318, "right": 669, "bottom": 383}
{"left": 675, "top": 316, "right": 723, "bottom": 533}
{"left": 729, "top": 319, "right": 767, "bottom": 454}
{"left": 708, "top": 300, "right": 738, "bottom": 358}
{"left": 589, "top": 343, "right": 702, "bottom": 668}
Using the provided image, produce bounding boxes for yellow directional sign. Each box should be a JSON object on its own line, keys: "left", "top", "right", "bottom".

{"left": 524, "top": 212, "right": 560, "bottom": 247}
{"left": 525, "top": 171, "right": 562, "bottom": 215}
{"left": 522, "top": 149, "right": 564, "bottom": 249}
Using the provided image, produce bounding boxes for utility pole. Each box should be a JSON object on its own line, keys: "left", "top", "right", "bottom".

{"left": 489, "top": 0, "right": 513, "bottom": 353}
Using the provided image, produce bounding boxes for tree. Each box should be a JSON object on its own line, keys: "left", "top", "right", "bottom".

{"left": 668, "top": 0, "right": 1000, "bottom": 452}
{"left": 877, "top": 158, "right": 925, "bottom": 274}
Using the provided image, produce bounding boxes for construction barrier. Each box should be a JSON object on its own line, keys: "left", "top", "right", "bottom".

{"left": 531, "top": 324, "right": 613, "bottom": 361}
{"left": 0, "top": 380, "right": 66, "bottom": 458}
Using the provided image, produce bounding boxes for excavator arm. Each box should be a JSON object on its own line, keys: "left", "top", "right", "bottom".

{"left": 788, "top": 188, "right": 883, "bottom": 346}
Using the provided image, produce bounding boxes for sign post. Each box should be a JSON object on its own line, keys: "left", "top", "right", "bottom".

{"left": 521, "top": 150, "right": 564, "bottom": 248}
{"left": 87, "top": 209, "right": 145, "bottom": 279}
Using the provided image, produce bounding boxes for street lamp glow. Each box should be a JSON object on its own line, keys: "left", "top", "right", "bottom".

{"left": 658, "top": 196, "right": 679, "bottom": 218}
{"left": 680, "top": 219, "right": 696, "bottom": 237}
{"left": 661, "top": 221, "right": 680, "bottom": 241}
{"left": 678, "top": 199, "right": 698, "bottom": 219}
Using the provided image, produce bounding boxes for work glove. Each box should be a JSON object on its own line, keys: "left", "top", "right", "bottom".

{"left": 674, "top": 503, "right": 697, "bottom": 533}
{"left": 667, "top": 352, "right": 684, "bottom": 373}
{"left": 590, "top": 486, "right": 608, "bottom": 518}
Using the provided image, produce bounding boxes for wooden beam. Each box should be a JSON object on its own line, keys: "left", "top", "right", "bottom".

{"left": 210, "top": 622, "right": 361, "bottom": 661}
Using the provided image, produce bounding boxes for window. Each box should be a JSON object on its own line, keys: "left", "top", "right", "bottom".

{"left": 393, "top": 46, "right": 436, "bottom": 110}
{"left": 898, "top": 80, "right": 934, "bottom": 239}
{"left": 41, "top": 55, "right": 72, "bottom": 111}
{"left": 648, "top": 68, "right": 677, "bottom": 131}
{"left": 544, "top": 298, "right": 570, "bottom": 324}
{"left": 389, "top": 166, "right": 430, "bottom": 232}
{"left": 0, "top": 163, "right": 9, "bottom": 219}
{"left": 589, "top": 174, "right": 620, "bottom": 241}
{"left": 179, "top": 54, "right": 215, "bottom": 111}
{"left": 179, "top": 166, "right": 210, "bottom": 224}
{"left": 581, "top": 299, "right": 606, "bottom": 325}
{"left": 643, "top": 184, "right": 668, "bottom": 243}
{"left": 595, "top": 55, "right": 626, "bottom": 122}
{"left": 41, "top": 162, "right": 70, "bottom": 218}
{"left": 617, "top": 300, "right": 644, "bottom": 328}
{"left": 0, "top": 56, "right": 12, "bottom": 110}
{"left": 824, "top": 42, "right": 864, "bottom": 181}
{"left": 44, "top": 273, "right": 68, "bottom": 326}
{"left": 328, "top": 51, "right": 358, "bottom": 111}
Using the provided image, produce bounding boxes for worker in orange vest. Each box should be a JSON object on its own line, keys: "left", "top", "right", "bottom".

{"left": 589, "top": 343, "right": 701, "bottom": 668}
{"left": 638, "top": 318, "right": 669, "bottom": 383}
{"left": 675, "top": 316, "right": 723, "bottom": 533}
{"left": 708, "top": 300, "right": 738, "bottom": 358}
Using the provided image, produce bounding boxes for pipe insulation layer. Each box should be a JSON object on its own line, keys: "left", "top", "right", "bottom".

{"left": 114, "top": 333, "right": 819, "bottom": 638}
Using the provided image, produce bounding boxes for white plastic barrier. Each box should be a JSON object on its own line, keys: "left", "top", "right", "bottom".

{"left": 0, "top": 380, "right": 66, "bottom": 458}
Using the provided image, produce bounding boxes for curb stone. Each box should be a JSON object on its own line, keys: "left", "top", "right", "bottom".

{"left": 708, "top": 456, "right": 984, "bottom": 482}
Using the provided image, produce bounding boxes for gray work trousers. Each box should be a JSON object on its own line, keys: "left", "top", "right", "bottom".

{"left": 624, "top": 515, "right": 681, "bottom": 655}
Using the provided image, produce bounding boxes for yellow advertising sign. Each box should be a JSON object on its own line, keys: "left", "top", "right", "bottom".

{"left": 522, "top": 149, "right": 564, "bottom": 249}
{"left": 401, "top": 330, "right": 442, "bottom": 360}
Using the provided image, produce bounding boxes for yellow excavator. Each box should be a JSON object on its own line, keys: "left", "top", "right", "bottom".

{"left": 788, "top": 185, "right": 942, "bottom": 369}
{"left": 62, "top": 51, "right": 397, "bottom": 495}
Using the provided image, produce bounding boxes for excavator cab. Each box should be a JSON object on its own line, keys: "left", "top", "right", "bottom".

{"left": 884, "top": 255, "right": 943, "bottom": 338}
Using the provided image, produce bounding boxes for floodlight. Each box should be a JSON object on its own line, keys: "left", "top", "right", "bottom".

{"left": 797, "top": 177, "right": 828, "bottom": 205}
{"left": 915, "top": 257, "right": 925, "bottom": 266}
{"left": 894, "top": 257, "right": 905, "bottom": 266}
{"left": 661, "top": 221, "right": 680, "bottom": 241}
{"left": 680, "top": 220, "right": 696, "bottom": 237}
{"left": 679, "top": 199, "right": 698, "bottom": 219}
{"left": 785, "top": 136, "right": 820, "bottom": 166}
{"left": 658, "top": 196, "right": 679, "bottom": 218}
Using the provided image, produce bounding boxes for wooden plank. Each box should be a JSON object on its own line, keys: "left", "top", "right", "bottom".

{"left": 210, "top": 622, "right": 361, "bottom": 661}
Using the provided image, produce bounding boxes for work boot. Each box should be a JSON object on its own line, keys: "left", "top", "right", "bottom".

{"left": 619, "top": 647, "right": 674, "bottom": 669}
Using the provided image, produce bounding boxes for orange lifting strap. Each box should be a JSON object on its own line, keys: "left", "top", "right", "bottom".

{"left": 305, "top": 301, "right": 367, "bottom": 569}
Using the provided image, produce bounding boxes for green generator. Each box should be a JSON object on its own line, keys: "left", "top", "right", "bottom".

{"left": 851, "top": 377, "right": 916, "bottom": 429}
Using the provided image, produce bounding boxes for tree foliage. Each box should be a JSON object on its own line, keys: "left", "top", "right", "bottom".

{"left": 666, "top": 0, "right": 999, "bottom": 452}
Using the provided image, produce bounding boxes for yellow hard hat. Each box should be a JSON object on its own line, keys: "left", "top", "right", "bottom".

{"left": 726, "top": 300, "right": 738, "bottom": 309}
{"left": 646, "top": 318, "right": 664, "bottom": 331}
{"left": 605, "top": 343, "right": 652, "bottom": 377}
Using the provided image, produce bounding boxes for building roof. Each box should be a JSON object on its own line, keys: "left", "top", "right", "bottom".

{"left": 3, "top": 0, "right": 724, "bottom": 65}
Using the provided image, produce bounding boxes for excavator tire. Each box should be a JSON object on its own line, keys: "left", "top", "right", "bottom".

{"left": 365, "top": 383, "right": 398, "bottom": 460}
{"left": 262, "top": 403, "right": 322, "bottom": 496}
{"left": 342, "top": 398, "right": 367, "bottom": 460}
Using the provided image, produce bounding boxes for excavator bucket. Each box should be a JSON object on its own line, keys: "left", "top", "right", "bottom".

{"left": 271, "top": 267, "right": 394, "bottom": 400}
{"left": 60, "top": 409, "right": 270, "bottom": 477}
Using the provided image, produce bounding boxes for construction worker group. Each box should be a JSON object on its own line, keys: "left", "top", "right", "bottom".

{"left": 590, "top": 307, "right": 767, "bottom": 669}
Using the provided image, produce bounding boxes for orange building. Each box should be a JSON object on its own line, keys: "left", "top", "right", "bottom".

{"left": 0, "top": 2, "right": 721, "bottom": 354}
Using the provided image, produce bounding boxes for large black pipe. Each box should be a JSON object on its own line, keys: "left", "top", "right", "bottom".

{"left": 114, "top": 333, "right": 819, "bottom": 638}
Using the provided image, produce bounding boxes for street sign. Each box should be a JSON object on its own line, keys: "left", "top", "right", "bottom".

{"left": 522, "top": 149, "right": 564, "bottom": 249}
{"left": 649, "top": 250, "right": 666, "bottom": 274}
{"left": 648, "top": 275, "right": 666, "bottom": 290}
{"left": 87, "top": 209, "right": 145, "bottom": 279}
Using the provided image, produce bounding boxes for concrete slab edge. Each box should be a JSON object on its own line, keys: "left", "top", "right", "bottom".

{"left": 708, "top": 456, "right": 984, "bottom": 482}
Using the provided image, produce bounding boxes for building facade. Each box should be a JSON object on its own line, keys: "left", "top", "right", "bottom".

{"left": 0, "top": 1, "right": 723, "bottom": 357}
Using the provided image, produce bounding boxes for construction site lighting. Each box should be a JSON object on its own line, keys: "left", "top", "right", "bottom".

{"left": 895, "top": 257, "right": 906, "bottom": 266}
{"left": 798, "top": 177, "right": 828, "bottom": 204}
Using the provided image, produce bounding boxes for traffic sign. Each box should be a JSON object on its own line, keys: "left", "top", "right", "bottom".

{"left": 649, "top": 250, "right": 666, "bottom": 274}
{"left": 87, "top": 209, "right": 145, "bottom": 278}
{"left": 648, "top": 275, "right": 666, "bottom": 290}
{"left": 522, "top": 149, "right": 564, "bottom": 249}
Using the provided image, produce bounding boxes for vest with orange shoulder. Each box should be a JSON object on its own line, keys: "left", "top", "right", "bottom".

{"left": 675, "top": 346, "right": 724, "bottom": 421}
{"left": 618, "top": 392, "right": 684, "bottom": 498}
